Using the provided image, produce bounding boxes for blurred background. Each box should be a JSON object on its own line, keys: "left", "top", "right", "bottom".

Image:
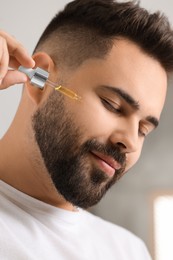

{"left": 0, "top": 1, "right": 173, "bottom": 259}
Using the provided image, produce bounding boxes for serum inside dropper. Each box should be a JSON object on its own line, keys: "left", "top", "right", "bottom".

{"left": 46, "top": 79, "right": 81, "bottom": 101}
{"left": 18, "top": 66, "right": 81, "bottom": 101}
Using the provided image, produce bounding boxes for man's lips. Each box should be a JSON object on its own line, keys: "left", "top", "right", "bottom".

{"left": 90, "top": 151, "right": 122, "bottom": 177}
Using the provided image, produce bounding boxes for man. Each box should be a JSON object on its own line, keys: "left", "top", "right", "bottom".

{"left": 0, "top": 0, "right": 173, "bottom": 259}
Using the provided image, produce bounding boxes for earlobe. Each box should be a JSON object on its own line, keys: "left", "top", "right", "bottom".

{"left": 25, "top": 52, "right": 55, "bottom": 105}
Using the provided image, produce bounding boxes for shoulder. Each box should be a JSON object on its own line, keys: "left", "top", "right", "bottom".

{"left": 80, "top": 209, "right": 152, "bottom": 259}
{"left": 82, "top": 209, "right": 138, "bottom": 239}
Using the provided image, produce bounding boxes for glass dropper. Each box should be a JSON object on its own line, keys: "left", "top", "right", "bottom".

{"left": 18, "top": 66, "right": 81, "bottom": 101}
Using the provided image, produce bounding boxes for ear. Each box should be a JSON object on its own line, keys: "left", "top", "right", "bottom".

{"left": 25, "top": 52, "right": 56, "bottom": 105}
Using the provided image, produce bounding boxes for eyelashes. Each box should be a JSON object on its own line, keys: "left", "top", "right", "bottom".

{"left": 100, "top": 98, "right": 122, "bottom": 114}
{"left": 100, "top": 97, "right": 150, "bottom": 138}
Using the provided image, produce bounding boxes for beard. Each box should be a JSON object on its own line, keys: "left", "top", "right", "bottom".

{"left": 32, "top": 91, "right": 126, "bottom": 209}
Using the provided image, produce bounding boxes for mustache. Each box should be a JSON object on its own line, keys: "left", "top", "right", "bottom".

{"left": 81, "top": 139, "right": 126, "bottom": 167}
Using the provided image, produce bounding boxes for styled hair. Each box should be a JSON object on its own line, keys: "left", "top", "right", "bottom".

{"left": 34, "top": 0, "right": 173, "bottom": 72}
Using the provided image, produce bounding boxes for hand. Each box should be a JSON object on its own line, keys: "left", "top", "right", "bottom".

{"left": 0, "top": 30, "right": 35, "bottom": 89}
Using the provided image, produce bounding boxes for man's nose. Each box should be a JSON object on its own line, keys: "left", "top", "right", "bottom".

{"left": 109, "top": 119, "right": 139, "bottom": 154}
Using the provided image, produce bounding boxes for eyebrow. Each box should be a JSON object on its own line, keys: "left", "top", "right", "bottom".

{"left": 101, "top": 85, "right": 159, "bottom": 128}
{"left": 146, "top": 116, "right": 159, "bottom": 128}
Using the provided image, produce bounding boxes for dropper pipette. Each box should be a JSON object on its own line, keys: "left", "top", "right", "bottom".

{"left": 46, "top": 79, "right": 81, "bottom": 100}
{"left": 18, "top": 66, "right": 81, "bottom": 101}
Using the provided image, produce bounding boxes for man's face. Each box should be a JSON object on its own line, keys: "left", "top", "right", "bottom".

{"left": 32, "top": 39, "right": 167, "bottom": 209}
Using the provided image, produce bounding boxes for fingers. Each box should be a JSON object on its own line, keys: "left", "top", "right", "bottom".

{"left": 8, "top": 57, "right": 21, "bottom": 69}
{"left": 0, "top": 30, "right": 35, "bottom": 90}
{"left": 0, "top": 70, "right": 28, "bottom": 90}
{"left": 10, "top": 43, "right": 35, "bottom": 68}
{"left": 0, "top": 30, "right": 35, "bottom": 68}
{"left": 0, "top": 36, "right": 9, "bottom": 79}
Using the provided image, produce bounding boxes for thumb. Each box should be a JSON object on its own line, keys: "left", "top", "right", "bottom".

{"left": 0, "top": 70, "right": 28, "bottom": 89}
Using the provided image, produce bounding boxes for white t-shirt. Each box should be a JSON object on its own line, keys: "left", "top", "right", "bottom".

{"left": 0, "top": 180, "right": 152, "bottom": 260}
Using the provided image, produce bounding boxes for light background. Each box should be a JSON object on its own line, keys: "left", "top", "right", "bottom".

{"left": 0, "top": 1, "right": 173, "bottom": 258}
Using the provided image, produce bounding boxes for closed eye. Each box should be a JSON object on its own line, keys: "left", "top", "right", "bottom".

{"left": 139, "top": 124, "right": 153, "bottom": 138}
{"left": 100, "top": 98, "right": 122, "bottom": 114}
{"left": 139, "top": 129, "right": 147, "bottom": 138}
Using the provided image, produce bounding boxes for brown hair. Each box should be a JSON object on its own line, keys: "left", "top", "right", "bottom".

{"left": 34, "top": 0, "right": 173, "bottom": 72}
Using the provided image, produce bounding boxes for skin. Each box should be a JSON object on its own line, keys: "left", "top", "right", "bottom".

{"left": 0, "top": 37, "right": 167, "bottom": 211}
{"left": 0, "top": 30, "right": 35, "bottom": 88}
